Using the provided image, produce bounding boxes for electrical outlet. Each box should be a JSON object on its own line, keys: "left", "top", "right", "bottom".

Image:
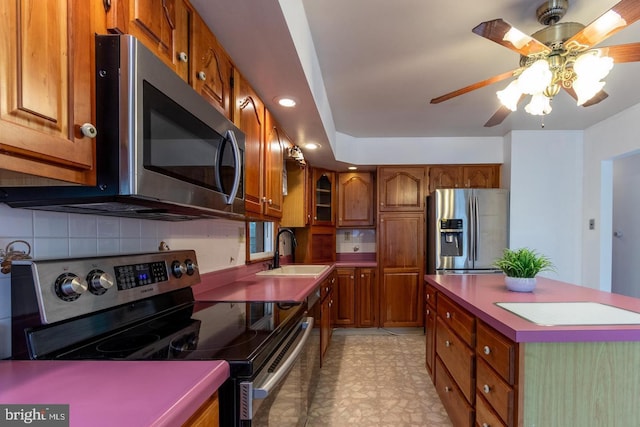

{"left": 344, "top": 231, "right": 351, "bottom": 242}
{"left": 238, "top": 227, "right": 245, "bottom": 242}
{"left": 589, "top": 219, "right": 595, "bottom": 230}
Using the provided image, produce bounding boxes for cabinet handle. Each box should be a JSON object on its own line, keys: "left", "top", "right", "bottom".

{"left": 360, "top": 274, "right": 364, "bottom": 278}
{"left": 482, "top": 424, "right": 490, "bottom": 427}
{"left": 483, "top": 345, "right": 491, "bottom": 355}
{"left": 178, "top": 52, "right": 188, "bottom": 62}
{"left": 445, "top": 340, "right": 451, "bottom": 347}
{"left": 426, "top": 294, "right": 430, "bottom": 300}
{"left": 197, "top": 71, "right": 206, "bottom": 81}
{"left": 267, "top": 199, "right": 273, "bottom": 205}
{"left": 79, "top": 123, "right": 97, "bottom": 139}
{"left": 483, "top": 384, "right": 491, "bottom": 394}
{"left": 350, "top": 275, "right": 354, "bottom": 279}
{"left": 426, "top": 309, "right": 430, "bottom": 315}
{"left": 444, "top": 386, "right": 451, "bottom": 392}
{"left": 446, "top": 311, "right": 451, "bottom": 319}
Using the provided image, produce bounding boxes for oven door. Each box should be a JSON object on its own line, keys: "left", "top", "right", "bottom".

{"left": 240, "top": 316, "right": 315, "bottom": 426}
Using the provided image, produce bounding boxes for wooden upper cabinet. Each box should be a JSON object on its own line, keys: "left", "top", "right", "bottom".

{"left": 234, "top": 73, "right": 265, "bottom": 217}
{"left": 0, "top": 0, "right": 100, "bottom": 184}
{"left": 106, "top": 0, "right": 189, "bottom": 81}
{"left": 463, "top": 165, "right": 498, "bottom": 188}
{"left": 377, "top": 166, "right": 427, "bottom": 212}
{"left": 337, "top": 172, "right": 374, "bottom": 227}
{"left": 428, "top": 166, "right": 461, "bottom": 192}
{"left": 311, "top": 169, "right": 336, "bottom": 226}
{"left": 281, "top": 161, "right": 310, "bottom": 227}
{"left": 428, "top": 164, "right": 500, "bottom": 193}
{"left": 190, "top": 12, "right": 232, "bottom": 118}
{"left": 263, "top": 110, "right": 286, "bottom": 219}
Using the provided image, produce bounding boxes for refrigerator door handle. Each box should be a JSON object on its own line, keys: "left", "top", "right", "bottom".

{"left": 468, "top": 195, "right": 475, "bottom": 262}
{"left": 474, "top": 195, "right": 480, "bottom": 261}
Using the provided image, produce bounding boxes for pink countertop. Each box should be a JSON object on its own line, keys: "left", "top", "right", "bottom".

{"left": 194, "top": 261, "right": 378, "bottom": 302}
{"left": 0, "top": 360, "right": 229, "bottom": 427}
{"left": 425, "top": 274, "right": 640, "bottom": 343}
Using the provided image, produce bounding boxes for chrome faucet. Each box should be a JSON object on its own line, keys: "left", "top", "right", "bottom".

{"left": 273, "top": 228, "right": 297, "bottom": 269}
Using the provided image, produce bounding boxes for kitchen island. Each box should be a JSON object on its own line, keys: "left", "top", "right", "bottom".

{"left": 425, "top": 274, "right": 640, "bottom": 427}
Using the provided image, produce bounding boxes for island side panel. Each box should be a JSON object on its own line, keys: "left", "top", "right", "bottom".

{"left": 522, "top": 341, "right": 640, "bottom": 426}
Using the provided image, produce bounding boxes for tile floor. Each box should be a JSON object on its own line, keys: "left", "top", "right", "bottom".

{"left": 306, "top": 328, "right": 452, "bottom": 427}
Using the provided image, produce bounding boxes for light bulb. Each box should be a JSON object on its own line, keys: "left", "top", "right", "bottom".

{"left": 496, "top": 80, "right": 522, "bottom": 111}
{"left": 525, "top": 93, "right": 552, "bottom": 116}
{"left": 518, "top": 60, "right": 552, "bottom": 95}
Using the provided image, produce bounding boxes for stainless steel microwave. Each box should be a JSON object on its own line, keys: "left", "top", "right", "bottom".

{"left": 1, "top": 35, "right": 245, "bottom": 221}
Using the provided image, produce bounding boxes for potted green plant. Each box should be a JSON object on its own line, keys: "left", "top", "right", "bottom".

{"left": 493, "top": 247, "right": 555, "bottom": 292}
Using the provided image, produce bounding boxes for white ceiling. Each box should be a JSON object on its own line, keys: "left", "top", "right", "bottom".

{"left": 191, "top": 0, "right": 640, "bottom": 171}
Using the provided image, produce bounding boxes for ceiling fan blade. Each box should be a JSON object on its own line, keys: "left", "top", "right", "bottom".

{"left": 430, "top": 69, "right": 518, "bottom": 104}
{"left": 565, "top": 0, "right": 640, "bottom": 50}
{"left": 563, "top": 87, "right": 609, "bottom": 107}
{"left": 597, "top": 42, "right": 640, "bottom": 63}
{"left": 484, "top": 94, "right": 526, "bottom": 127}
{"left": 472, "top": 19, "right": 551, "bottom": 56}
{"left": 484, "top": 106, "right": 513, "bottom": 127}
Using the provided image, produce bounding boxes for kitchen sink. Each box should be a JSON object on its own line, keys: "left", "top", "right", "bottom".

{"left": 256, "top": 264, "right": 331, "bottom": 278}
{"left": 496, "top": 302, "right": 640, "bottom": 326}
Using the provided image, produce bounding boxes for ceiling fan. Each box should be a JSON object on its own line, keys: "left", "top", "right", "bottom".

{"left": 430, "top": 0, "right": 640, "bottom": 127}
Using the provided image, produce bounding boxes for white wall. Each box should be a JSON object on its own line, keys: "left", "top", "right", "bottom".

{"left": 583, "top": 103, "right": 640, "bottom": 290}
{"left": 0, "top": 204, "right": 247, "bottom": 359}
{"left": 506, "top": 130, "right": 584, "bottom": 285}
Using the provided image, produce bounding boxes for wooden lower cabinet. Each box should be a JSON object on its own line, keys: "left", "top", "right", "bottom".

{"left": 425, "top": 284, "right": 437, "bottom": 378}
{"left": 435, "top": 357, "right": 474, "bottom": 427}
{"left": 183, "top": 391, "right": 219, "bottom": 427}
{"left": 334, "top": 267, "right": 376, "bottom": 327}
{"left": 295, "top": 226, "right": 336, "bottom": 264}
{"left": 319, "top": 272, "right": 335, "bottom": 366}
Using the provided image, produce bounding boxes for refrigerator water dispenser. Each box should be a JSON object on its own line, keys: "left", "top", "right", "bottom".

{"left": 440, "top": 219, "right": 463, "bottom": 256}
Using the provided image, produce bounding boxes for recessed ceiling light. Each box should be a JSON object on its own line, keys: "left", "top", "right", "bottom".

{"left": 348, "top": 166, "right": 358, "bottom": 170}
{"left": 275, "top": 96, "right": 297, "bottom": 108}
{"left": 304, "top": 142, "right": 320, "bottom": 150}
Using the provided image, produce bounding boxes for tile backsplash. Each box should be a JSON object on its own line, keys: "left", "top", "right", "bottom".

{"left": 0, "top": 203, "right": 247, "bottom": 359}
{"left": 336, "top": 229, "right": 376, "bottom": 254}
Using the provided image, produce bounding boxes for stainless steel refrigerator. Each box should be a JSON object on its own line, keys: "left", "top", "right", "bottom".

{"left": 426, "top": 188, "right": 509, "bottom": 274}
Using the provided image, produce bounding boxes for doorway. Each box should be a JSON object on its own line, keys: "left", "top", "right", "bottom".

{"left": 611, "top": 151, "right": 640, "bottom": 297}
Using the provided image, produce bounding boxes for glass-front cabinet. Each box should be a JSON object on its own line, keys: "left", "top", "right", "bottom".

{"left": 312, "top": 169, "right": 335, "bottom": 225}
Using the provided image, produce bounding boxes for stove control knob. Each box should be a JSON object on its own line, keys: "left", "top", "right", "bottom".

{"left": 87, "top": 269, "right": 114, "bottom": 295}
{"left": 171, "top": 260, "right": 186, "bottom": 278}
{"left": 185, "top": 259, "right": 197, "bottom": 276}
{"left": 55, "top": 273, "right": 88, "bottom": 301}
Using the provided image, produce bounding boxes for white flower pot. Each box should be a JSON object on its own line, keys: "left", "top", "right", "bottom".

{"left": 505, "top": 276, "right": 537, "bottom": 292}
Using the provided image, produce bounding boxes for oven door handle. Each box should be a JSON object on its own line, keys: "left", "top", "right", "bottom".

{"left": 252, "top": 316, "right": 314, "bottom": 399}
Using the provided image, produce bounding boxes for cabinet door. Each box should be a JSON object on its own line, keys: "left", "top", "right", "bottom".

{"left": 463, "top": 165, "right": 499, "bottom": 188}
{"left": 379, "top": 212, "right": 424, "bottom": 327}
{"left": 263, "top": 111, "right": 285, "bottom": 219}
{"left": 320, "top": 286, "right": 333, "bottom": 366}
{"left": 428, "top": 166, "right": 462, "bottom": 193}
{"left": 357, "top": 268, "right": 376, "bottom": 327}
{"left": 190, "top": 12, "right": 232, "bottom": 118}
{"left": 334, "top": 268, "right": 356, "bottom": 326}
{"left": 281, "top": 161, "right": 309, "bottom": 227}
{"left": 234, "top": 74, "right": 265, "bottom": 216}
{"left": 377, "top": 166, "right": 427, "bottom": 212}
{"left": 107, "top": 0, "right": 189, "bottom": 80}
{"left": 312, "top": 169, "right": 336, "bottom": 225}
{"left": 0, "top": 0, "right": 96, "bottom": 184}
{"left": 338, "top": 172, "right": 374, "bottom": 227}
{"left": 425, "top": 301, "right": 436, "bottom": 377}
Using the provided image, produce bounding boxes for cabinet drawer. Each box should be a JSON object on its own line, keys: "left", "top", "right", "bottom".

{"left": 436, "top": 318, "right": 475, "bottom": 403}
{"left": 477, "top": 321, "right": 516, "bottom": 384}
{"left": 321, "top": 275, "right": 335, "bottom": 300}
{"left": 476, "top": 358, "right": 514, "bottom": 426}
{"left": 475, "top": 393, "right": 507, "bottom": 427}
{"left": 438, "top": 294, "right": 475, "bottom": 346}
{"left": 435, "top": 357, "right": 474, "bottom": 427}
{"left": 425, "top": 284, "right": 437, "bottom": 309}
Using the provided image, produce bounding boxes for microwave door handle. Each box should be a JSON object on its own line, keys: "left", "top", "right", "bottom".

{"left": 252, "top": 317, "right": 314, "bottom": 399}
{"left": 224, "top": 129, "right": 242, "bottom": 205}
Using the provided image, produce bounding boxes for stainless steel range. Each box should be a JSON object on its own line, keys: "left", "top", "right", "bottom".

{"left": 10, "top": 250, "right": 318, "bottom": 427}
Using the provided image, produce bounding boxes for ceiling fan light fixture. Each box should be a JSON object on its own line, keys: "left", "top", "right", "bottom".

{"left": 574, "top": 51, "right": 614, "bottom": 82}
{"left": 525, "top": 93, "right": 552, "bottom": 115}
{"left": 518, "top": 60, "right": 553, "bottom": 95}
{"left": 573, "top": 78, "right": 606, "bottom": 106}
{"left": 497, "top": 80, "right": 522, "bottom": 111}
